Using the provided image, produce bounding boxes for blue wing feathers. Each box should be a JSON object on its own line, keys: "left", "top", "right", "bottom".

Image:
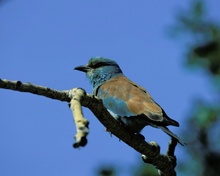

{"left": 75, "top": 57, "right": 183, "bottom": 144}
{"left": 96, "top": 75, "right": 179, "bottom": 128}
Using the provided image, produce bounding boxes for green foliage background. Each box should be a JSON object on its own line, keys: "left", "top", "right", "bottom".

{"left": 96, "top": 0, "right": 220, "bottom": 175}
{"left": 171, "top": 0, "right": 220, "bottom": 175}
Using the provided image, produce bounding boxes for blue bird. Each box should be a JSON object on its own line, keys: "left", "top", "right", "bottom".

{"left": 74, "top": 57, "right": 184, "bottom": 145}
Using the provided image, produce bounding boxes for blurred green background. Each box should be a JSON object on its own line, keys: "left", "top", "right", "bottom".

{"left": 97, "top": 0, "right": 220, "bottom": 175}
{"left": 1, "top": 0, "right": 220, "bottom": 176}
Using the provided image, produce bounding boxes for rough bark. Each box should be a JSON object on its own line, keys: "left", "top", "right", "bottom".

{"left": 0, "top": 78, "right": 178, "bottom": 176}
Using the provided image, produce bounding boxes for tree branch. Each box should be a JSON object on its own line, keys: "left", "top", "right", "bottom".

{"left": 0, "top": 79, "right": 70, "bottom": 101}
{"left": 0, "top": 78, "right": 178, "bottom": 176}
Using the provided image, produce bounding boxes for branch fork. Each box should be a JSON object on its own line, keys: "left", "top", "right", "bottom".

{"left": 0, "top": 78, "right": 179, "bottom": 176}
{"left": 67, "top": 87, "right": 178, "bottom": 176}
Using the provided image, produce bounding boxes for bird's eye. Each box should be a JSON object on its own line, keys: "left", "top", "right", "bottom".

{"left": 92, "top": 62, "right": 104, "bottom": 68}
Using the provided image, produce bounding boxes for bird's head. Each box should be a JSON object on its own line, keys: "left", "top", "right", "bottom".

{"left": 74, "top": 57, "right": 123, "bottom": 89}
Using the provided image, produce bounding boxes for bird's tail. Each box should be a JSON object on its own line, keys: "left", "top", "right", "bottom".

{"left": 159, "top": 126, "right": 185, "bottom": 146}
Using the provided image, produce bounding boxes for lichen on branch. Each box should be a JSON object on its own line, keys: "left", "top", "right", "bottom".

{"left": 68, "top": 88, "right": 89, "bottom": 148}
{"left": 0, "top": 78, "right": 178, "bottom": 176}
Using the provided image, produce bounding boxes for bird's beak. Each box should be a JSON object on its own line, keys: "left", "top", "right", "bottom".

{"left": 74, "top": 65, "right": 91, "bottom": 72}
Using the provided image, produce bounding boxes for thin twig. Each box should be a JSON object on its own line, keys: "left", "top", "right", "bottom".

{"left": 0, "top": 79, "right": 70, "bottom": 101}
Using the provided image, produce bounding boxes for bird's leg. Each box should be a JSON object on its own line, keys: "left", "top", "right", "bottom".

{"left": 117, "top": 118, "right": 145, "bottom": 141}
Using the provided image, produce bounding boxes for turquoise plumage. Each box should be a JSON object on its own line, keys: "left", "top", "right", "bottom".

{"left": 74, "top": 57, "right": 184, "bottom": 145}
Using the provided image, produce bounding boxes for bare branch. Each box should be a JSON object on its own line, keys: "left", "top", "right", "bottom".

{"left": 0, "top": 79, "right": 70, "bottom": 101}
{"left": 69, "top": 88, "right": 89, "bottom": 148}
{"left": 0, "top": 78, "right": 178, "bottom": 176}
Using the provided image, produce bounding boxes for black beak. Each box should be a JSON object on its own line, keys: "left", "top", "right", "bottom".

{"left": 74, "top": 65, "right": 91, "bottom": 72}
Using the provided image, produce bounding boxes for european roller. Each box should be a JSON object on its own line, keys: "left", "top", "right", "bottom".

{"left": 74, "top": 57, "right": 184, "bottom": 145}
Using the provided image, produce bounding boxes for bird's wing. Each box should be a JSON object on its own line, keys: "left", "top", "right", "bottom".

{"left": 96, "top": 76, "right": 164, "bottom": 122}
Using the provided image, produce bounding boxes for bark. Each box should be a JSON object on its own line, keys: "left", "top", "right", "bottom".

{"left": 0, "top": 78, "right": 178, "bottom": 176}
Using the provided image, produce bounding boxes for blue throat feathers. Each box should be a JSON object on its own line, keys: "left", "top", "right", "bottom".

{"left": 87, "top": 66, "right": 123, "bottom": 90}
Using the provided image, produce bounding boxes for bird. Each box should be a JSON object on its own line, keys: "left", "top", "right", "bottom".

{"left": 74, "top": 57, "right": 184, "bottom": 145}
